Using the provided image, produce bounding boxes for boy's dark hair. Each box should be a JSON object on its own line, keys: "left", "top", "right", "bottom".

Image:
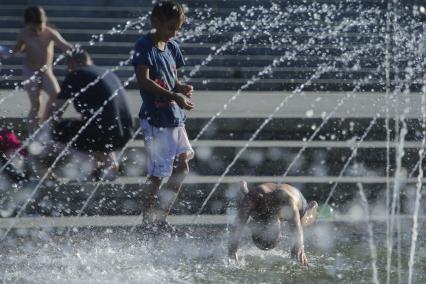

{"left": 66, "top": 48, "right": 91, "bottom": 65}
{"left": 151, "top": 0, "right": 185, "bottom": 24}
{"left": 24, "top": 6, "right": 47, "bottom": 24}
{"left": 250, "top": 218, "right": 281, "bottom": 251}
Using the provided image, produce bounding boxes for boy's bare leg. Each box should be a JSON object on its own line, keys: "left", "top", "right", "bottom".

{"left": 142, "top": 176, "right": 162, "bottom": 223}
{"left": 155, "top": 152, "right": 191, "bottom": 222}
{"left": 40, "top": 70, "right": 60, "bottom": 123}
{"left": 41, "top": 93, "right": 58, "bottom": 122}
{"left": 25, "top": 86, "right": 41, "bottom": 131}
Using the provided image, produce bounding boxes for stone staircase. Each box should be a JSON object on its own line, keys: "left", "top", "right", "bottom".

{"left": 0, "top": 0, "right": 425, "bottom": 219}
{"left": 0, "top": 0, "right": 422, "bottom": 90}
{"left": 1, "top": 115, "right": 425, "bottom": 217}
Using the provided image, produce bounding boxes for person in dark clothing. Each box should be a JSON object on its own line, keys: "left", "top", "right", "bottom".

{"left": 51, "top": 49, "right": 133, "bottom": 180}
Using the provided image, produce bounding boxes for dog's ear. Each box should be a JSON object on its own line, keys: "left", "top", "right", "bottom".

{"left": 240, "top": 180, "right": 249, "bottom": 194}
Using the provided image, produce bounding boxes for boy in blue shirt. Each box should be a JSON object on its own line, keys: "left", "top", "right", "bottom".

{"left": 132, "top": 0, "right": 194, "bottom": 229}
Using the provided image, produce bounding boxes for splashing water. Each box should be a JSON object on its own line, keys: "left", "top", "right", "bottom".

{"left": 1, "top": 2, "right": 426, "bottom": 283}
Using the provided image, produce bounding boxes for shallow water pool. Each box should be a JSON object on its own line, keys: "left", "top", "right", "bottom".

{"left": 0, "top": 221, "right": 425, "bottom": 283}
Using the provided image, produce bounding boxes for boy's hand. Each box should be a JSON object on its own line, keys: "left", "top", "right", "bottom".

{"left": 177, "top": 84, "right": 193, "bottom": 98}
{"left": 174, "top": 93, "right": 194, "bottom": 110}
{"left": 291, "top": 244, "right": 308, "bottom": 267}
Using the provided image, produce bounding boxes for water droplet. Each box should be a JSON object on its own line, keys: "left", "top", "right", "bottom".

{"left": 305, "top": 110, "right": 314, "bottom": 117}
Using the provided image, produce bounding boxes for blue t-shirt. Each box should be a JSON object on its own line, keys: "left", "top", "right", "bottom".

{"left": 132, "top": 34, "right": 186, "bottom": 127}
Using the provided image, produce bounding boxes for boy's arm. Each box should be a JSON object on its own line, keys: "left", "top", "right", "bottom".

{"left": 174, "top": 80, "right": 193, "bottom": 98}
{"left": 135, "top": 65, "right": 193, "bottom": 110}
{"left": 289, "top": 200, "right": 308, "bottom": 266}
{"left": 11, "top": 32, "right": 25, "bottom": 55}
{"left": 50, "top": 28, "right": 73, "bottom": 52}
{"left": 228, "top": 195, "right": 253, "bottom": 261}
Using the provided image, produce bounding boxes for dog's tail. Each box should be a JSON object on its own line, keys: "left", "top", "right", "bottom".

{"left": 240, "top": 180, "right": 249, "bottom": 194}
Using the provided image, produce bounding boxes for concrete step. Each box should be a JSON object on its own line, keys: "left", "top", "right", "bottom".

{"left": 0, "top": 78, "right": 392, "bottom": 91}
{"left": 0, "top": 16, "right": 384, "bottom": 34}
{"left": 0, "top": 67, "right": 389, "bottom": 84}
{"left": 0, "top": 116, "right": 419, "bottom": 140}
{"left": 0, "top": 55, "right": 397, "bottom": 71}
{"left": 0, "top": 30, "right": 386, "bottom": 47}
{"left": 0, "top": 0, "right": 386, "bottom": 6}
{"left": 0, "top": 39, "right": 386, "bottom": 58}
{"left": 56, "top": 146, "right": 423, "bottom": 177}
{"left": 0, "top": 215, "right": 230, "bottom": 228}
{"left": 1, "top": 176, "right": 423, "bottom": 217}
{"left": 1, "top": 91, "right": 421, "bottom": 119}
{"left": 0, "top": 64, "right": 384, "bottom": 76}
{"left": 2, "top": 0, "right": 390, "bottom": 17}
{"left": 4, "top": 214, "right": 424, "bottom": 230}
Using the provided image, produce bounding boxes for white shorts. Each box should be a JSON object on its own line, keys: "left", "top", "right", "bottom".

{"left": 140, "top": 119, "right": 194, "bottom": 178}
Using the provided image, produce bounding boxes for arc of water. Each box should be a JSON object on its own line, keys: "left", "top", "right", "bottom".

{"left": 0, "top": 3, "right": 390, "bottom": 229}
{"left": 0, "top": 14, "right": 151, "bottom": 107}
{"left": 407, "top": 91, "right": 426, "bottom": 284}
{"left": 192, "top": 18, "right": 387, "bottom": 217}
{"left": 1, "top": 5, "right": 280, "bottom": 229}
{"left": 277, "top": 43, "right": 407, "bottom": 183}
{"left": 192, "top": 14, "right": 380, "bottom": 142}
{"left": 78, "top": 4, "right": 384, "bottom": 223}
{"left": 2, "top": 11, "right": 226, "bottom": 169}
{"left": 320, "top": 70, "right": 420, "bottom": 211}
{"left": 322, "top": 25, "right": 425, "bottom": 211}
{"left": 380, "top": 26, "right": 425, "bottom": 283}
{"left": 192, "top": 37, "right": 380, "bottom": 219}
{"left": 386, "top": 21, "right": 425, "bottom": 282}
{"left": 0, "top": 10, "right": 269, "bottom": 219}
{"left": 41, "top": 10, "right": 257, "bottom": 212}
{"left": 0, "top": 6, "right": 215, "bottom": 86}
{"left": 321, "top": 116, "right": 378, "bottom": 208}
{"left": 389, "top": 1, "right": 405, "bottom": 281}
{"left": 384, "top": 1, "right": 392, "bottom": 282}
{"left": 182, "top": 3, "right": 298, "bottom": 85}
{"left": 0, "top": 6, "right": 253, "bottom": 175}
{"left": 388, "top": 88, "right": 408, "bottom": 284}
{"left": 0, "top": 75, "right": 136, "bottom": 241}
{"left": 178, "top": 7, "right": 249, "bottom": 43}
{"left": 184, "top": 4, "right": 285, "bottom": 81}
{"left": 0, "top": 9, "right": 227, "bottom": 112}
{"left": 0, "top": 54, "right": 134, "bottom": 175}
{"left": 88, "top": 15, "right": 150, "bottom": 46}
{"left": 358, "top": 183, "right": 380, "bottom": 284}
{"left": 72, "top": 5, "right": 289, "bottom": 209}
{"left": 77, "top": 5, "right": 290, "bottom": 227}
{"left": 0, "top": 6, "right": 381, "bottom": 175}
{"left": 287, "top": 73, "right": 421, "bottom": 209}
{"left": 47, "top": 128, "right": 142, "bottom": 213}
{"left": 64, "top": 128, "right": 142, "bottom": 235}
{"left": 278, "top": 87, "right": 360, "bottom": 180}
{"left": 128, "top": 79, "right": 373, "bottom": 230}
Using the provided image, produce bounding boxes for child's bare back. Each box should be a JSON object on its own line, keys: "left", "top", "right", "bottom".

{"left": 11, "top": 6, "right": 73, "bottom": 126}
{"left": 16, "top": 25, "right": 71, "bottom": 71}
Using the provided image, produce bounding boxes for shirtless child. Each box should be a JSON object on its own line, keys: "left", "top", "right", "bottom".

{"left": 11, "top": 6, "right": 73, "bottom": 128}
{"left": 228, "top": 181, "right": 318, "bottom": 266}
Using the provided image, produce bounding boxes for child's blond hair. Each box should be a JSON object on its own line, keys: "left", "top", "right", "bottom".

{"left": 24, "top": 6, "right": 47, "bottom": 25}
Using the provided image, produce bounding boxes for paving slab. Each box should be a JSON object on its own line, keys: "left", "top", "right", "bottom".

{"left": 0, "top": 90, "right": 422, "bottom": 119}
